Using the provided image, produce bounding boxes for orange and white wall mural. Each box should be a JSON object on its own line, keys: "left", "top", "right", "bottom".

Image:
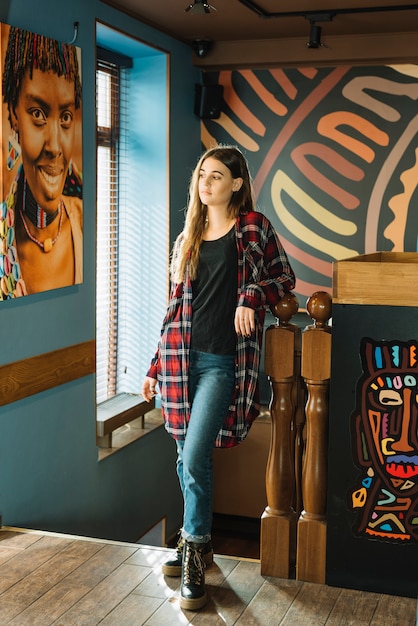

{"left": 201, "top": 65, "right": 418, "bottom": 305}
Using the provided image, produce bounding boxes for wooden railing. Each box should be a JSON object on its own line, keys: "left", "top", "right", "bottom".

{"left": 261, "top": 290, "right": 332, "bottom": 583}
{"left": 0, "top": 341, "right": 95, "bottom": 407}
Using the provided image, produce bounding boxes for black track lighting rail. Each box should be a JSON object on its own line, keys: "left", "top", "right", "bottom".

{"left": 238, "top": 1, "right": 418, "bottom": 22}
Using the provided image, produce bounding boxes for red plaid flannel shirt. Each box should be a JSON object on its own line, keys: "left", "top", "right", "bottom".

{"left": 147, "top": 211, "right": 295, "bottom": 447}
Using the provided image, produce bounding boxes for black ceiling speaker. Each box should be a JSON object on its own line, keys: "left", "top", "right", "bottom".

{"left": 194, "top": 84, "right": 224, "bottom": 119}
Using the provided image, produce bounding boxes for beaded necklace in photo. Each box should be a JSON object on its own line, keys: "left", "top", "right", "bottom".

{"left": 20, "top": 178, "right": 63, "bottom": 253}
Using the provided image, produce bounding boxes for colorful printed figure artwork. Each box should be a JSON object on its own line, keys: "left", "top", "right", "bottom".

{"left": 0, "top": 23, "right": 83, "bottom": 300}
{"left": 350, "top": 337, "right": 418, "bottom": 543}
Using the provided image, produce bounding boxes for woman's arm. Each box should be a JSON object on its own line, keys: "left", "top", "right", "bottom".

{"left": 238, "top": 214, "right": 296, "bottom": 311}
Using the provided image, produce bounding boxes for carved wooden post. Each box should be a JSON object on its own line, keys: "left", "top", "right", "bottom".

{"left": 293, "top": 351, "right": 306, "bottom": 519}
{"left": 261, "top": 292, "right": 300, "bottom": 578}
{"left": 296, "top": 291, "right": 332, "bottom": 584}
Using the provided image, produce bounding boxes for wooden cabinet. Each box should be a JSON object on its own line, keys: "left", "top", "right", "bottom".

{"left": 213, "top": 411, "right": 270, "bottom": 519}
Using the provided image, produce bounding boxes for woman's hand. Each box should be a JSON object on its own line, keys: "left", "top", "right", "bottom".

{"left": 142, "top": 376, "right": 158, "bottom": 402}
{"left": 234, "top": 306, "right": 255, "bottom": 337}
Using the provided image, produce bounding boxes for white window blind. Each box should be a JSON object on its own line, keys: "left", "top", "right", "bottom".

{"left": 95, "top": 39, "right": 169, "bottom": 412}
{"left": 96, "top": 60, "right": 123, "bottom": 403}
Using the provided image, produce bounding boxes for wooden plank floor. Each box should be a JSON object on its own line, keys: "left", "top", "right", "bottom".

{"left": 0, "top": 527, "right": 416, "bottom": 625}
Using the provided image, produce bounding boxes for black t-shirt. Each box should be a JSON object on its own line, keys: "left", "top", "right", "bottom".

{"left": 191, "top": 226, "right": 238, "bottom": 355}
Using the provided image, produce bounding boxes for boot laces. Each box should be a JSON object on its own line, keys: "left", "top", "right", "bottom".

{"left": 183, "top": 544, "right": 205, "bottom": 585}
{"left": 175, "top": 536, "right": 185, "bottom": 558}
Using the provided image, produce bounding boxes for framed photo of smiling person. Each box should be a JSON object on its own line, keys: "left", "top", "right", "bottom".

{"left": 0, "top": 23, "right": 82, "bottom": 299}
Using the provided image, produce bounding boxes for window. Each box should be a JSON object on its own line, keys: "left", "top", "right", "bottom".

{"left": 95, "top": 25, "right": 168, "bottom": 446}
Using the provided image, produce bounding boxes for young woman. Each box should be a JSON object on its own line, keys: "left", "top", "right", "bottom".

{"left": 142, "top": 145, "right": 295, "bottom": 610}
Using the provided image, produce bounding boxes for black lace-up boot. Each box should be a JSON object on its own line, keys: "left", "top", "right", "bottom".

{"left": 180, "top": 540, "right": 207, "bottom": 610}
{"left": 162, "top": 535, "right": 213, "bottom": 577}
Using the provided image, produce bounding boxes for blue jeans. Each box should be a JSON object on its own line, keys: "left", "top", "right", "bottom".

{"left": 176, "top": 349, "right": 235, "bottom": 544}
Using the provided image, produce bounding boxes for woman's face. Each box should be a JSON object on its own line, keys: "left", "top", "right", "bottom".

{"left": 12, "top": 68, "right": 76, "bottom": 213}
{"left": 198, "top": 156, "right": 242, "bottom": 209}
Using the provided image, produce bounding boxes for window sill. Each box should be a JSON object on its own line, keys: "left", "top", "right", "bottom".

{"left": 98, "top": 406, "right": 163, "bottom": 461}
{"left": 97, "top": 393, "right": 162, "bottom": 460}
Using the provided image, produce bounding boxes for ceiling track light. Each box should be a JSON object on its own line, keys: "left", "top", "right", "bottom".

{"left": 307, "top": 24, "right": 322, "bottom": 49}
{"left": 238, "top": 2, "right": 418, "bottom": 50}
{"left": 238, "top": 2, "right": 418, "bottom": 21}
{"left": 185, "top": 0, "right": 217, "bottom": 14}
{"left": 305, "top": 14, "right": 333, "bottom": 49}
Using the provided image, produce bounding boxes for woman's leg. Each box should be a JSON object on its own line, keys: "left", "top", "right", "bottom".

{"left": 163, "top": 349, "right": 234, "bottom": 579}
{"left": 176, "top": 350, "right": 235, "bottom": 610}
{"left": 177, "top": 349, "right": 235, "bottom": 543}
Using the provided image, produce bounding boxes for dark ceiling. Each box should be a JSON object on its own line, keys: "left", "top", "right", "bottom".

{"left": 102, "top": 0, "right": 418, "bottom": 46}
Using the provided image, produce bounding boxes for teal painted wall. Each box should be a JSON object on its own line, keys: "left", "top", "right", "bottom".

{"left": 0, "top": 0, "right": 201, "bottom": 543}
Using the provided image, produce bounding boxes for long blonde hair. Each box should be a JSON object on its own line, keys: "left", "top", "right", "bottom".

{"left": 171, "top": 145, "right": 255, "bottom": 283}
